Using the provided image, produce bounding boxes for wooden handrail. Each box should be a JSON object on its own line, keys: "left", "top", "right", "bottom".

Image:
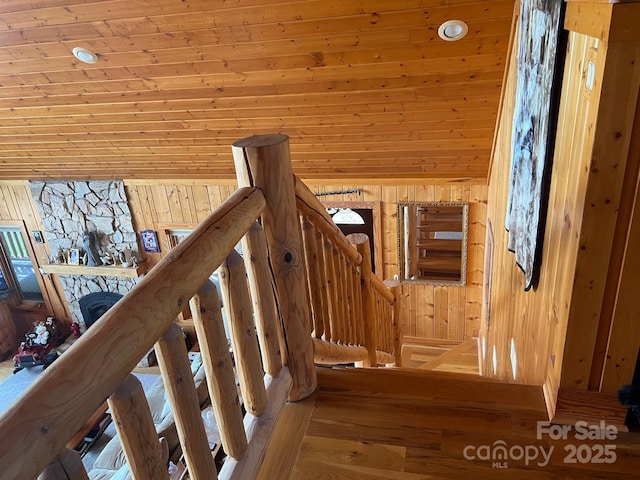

{"left": 294, "top": 175, "right": 362, "bottom": 266}
{"left": 0, "top": 187, "right": 265, "bottom": 479}
{"left": 371, "top": 275, "right": 395, "bottom": 303}
{"left": 0, "top": 134, "right": 400, "bottom": 479}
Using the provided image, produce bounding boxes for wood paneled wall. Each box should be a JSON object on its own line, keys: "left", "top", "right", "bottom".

{"left": 484, "top": 0, "right": 640, "bottom": 409}
{"left": 126, "top": 180, "right": 487, "bottom": 343}
{"left": 0, "top": 176, "right": 485, "bottom": 346}
{"left": 0, "top": 182, "right": 68, "bottom": 334}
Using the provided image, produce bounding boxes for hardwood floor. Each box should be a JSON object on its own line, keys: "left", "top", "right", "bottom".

{"left": 261, "top": 367, "right": 640, "bottom": 479}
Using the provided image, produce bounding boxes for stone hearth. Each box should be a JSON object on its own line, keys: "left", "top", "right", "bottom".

{"left": 30, "top": 180, "right": 142, "bottom": 329}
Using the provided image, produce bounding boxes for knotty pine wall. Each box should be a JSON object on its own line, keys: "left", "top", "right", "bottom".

{"left": 0, "top": 182, "right": 69, "bottom": 335}
{"left": 0, "top": 178, "right": 485, "bottom": 345}
{"left": 483, "top": 0, "right": 640, "bottom": 407}
{"left": 125, "top": 180, "right": 487, "bottom": 344}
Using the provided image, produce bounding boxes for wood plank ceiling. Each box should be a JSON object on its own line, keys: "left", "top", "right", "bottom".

{"left": 0, "top": 0, "right": 514, "bottom": 181}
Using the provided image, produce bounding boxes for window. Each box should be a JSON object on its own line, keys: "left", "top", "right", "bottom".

{"left": 0, "top": 226, "right": 44, "bottom": 303}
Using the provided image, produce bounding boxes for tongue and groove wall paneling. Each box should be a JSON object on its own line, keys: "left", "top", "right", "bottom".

{"left": 124, "top": 180, "right": 486, "bottom": 343}
{"left": 0, "top": 181, "right": 69, "bottom": 329}
{"left": 307, "top": 181, "right": 487, "bottom": 343}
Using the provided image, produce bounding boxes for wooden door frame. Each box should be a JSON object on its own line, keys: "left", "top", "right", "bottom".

{"left": 321, "top": 201, "right": 383, "bottom": 275}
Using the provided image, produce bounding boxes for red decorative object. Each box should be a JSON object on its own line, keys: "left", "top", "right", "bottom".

{"left": 13, "top": 317, "right": 62, "bottom": 373}
{"left": 70, "top": 322, "right": 81, "bottom": 338}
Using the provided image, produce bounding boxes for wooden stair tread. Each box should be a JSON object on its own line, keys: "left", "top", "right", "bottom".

{"left": 316, "top": 366, "right": 547, "bottom": 415}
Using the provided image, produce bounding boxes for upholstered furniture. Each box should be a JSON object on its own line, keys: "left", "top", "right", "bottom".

{"left": 88, "top": 356, "right": 210, "bottom": 480}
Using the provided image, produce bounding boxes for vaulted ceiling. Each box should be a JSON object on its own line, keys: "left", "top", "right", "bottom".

{"left": 0, "top": 0, "right": 514, "bottom": 181}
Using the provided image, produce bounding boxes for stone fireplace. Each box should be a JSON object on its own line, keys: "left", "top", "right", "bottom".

{"left": 30, "top": 180, "right": 142, "bottom": 329}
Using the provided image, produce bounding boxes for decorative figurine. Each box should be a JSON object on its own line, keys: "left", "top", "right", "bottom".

{"left": 82, "top": 230, "right": 103, "bottom": 267}
{"left": 56, "top": 246, "right": 65, "bottom": 264}
{"left": 70, "top": 322, "right": 81, "bottom": 338}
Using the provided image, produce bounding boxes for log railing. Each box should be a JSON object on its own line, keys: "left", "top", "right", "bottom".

{"left": 294, "top": 176, "right": 399, "bottom": 367}
{"left": 0, "top": 134, "right": 399, "bottom": 479}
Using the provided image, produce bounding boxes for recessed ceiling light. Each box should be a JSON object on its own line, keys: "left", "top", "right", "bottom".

{"left": 72, "top": 47, "right": 99, "bottom": 64}
{"left": 438, "top": 20, "right": 469, "bottom": 42}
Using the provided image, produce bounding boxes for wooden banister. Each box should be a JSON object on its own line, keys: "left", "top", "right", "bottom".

{"left": 0, "top": 187, "right": 265, "bottom": 480}
{"left": 384, "top": 279, "right": 403, "bottom": 367}
{"left": 233, "top": 134, "right": 317, "bottom": 401}
{"left": 294, "top": 175, "right": 362, "bottom": 266}
{"left": 0, "top": 135, "right": 400, "bottom": 479}
{"left": 371, "top": 275, "right": 395, "bottom": 303}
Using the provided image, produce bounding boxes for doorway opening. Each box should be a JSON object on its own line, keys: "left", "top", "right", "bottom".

{"left": 322, "top": 201, "right": 380, "bottom": 274}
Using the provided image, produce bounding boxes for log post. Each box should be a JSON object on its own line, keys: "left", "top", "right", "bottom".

{"left": 190, "top": 281, "right": 247, "bottom": 460}
{"left": 156, "top": 324, "right": 218, "bottom": 480}
{"left": 220, "top": 250, "right": 268, "bottom": 416}
{"left": 108, "top": 375, "right": 169, "bottom": 480}
{"left": 384, "top": 279, "right": 402, "bottom": 363}
{"left": 242, "top": 222, "right": 284, "bottom": 377}
{"left": 347, "top": 233, "right": 377, "bottom": 367}
{"left": 232, "top": 134, "right": 317, "bottom": 401}
{"left": 38, "top": 449, "right": 88, "bottom": 480}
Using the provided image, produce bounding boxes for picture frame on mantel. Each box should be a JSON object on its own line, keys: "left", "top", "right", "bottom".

{"left": 140, "top": 230, "right": 160, "bottom": 253}
{"left": 68, "top": 248, "right": 80, "bottom": 265}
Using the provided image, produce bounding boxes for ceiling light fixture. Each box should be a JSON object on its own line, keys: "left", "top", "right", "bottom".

{"left": 438, "top": 20, "right": 469, "bottom": 42}
{"left": 72, "top": 47, "right": 99, "bottom": 64}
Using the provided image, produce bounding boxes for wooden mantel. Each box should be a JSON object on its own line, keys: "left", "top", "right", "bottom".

{"left": 40, "top": 263, "right": 146, "bottom": 279}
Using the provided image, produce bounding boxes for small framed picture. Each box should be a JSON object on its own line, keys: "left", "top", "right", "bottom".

{"left": 32, "top": 231, "right": 44, "bottom": 244}
{"left": 68, "top": 248, "right": 80, "bottom": 265}
{"left": 140, "top": 230, "right": 160, "bottom": 253}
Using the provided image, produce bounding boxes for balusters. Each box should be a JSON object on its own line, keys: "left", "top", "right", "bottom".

{"left": 242, "top": 222, "right": 284, "bottom": 377}
{"left": 347, "top": 233, "right": 377, "bottom": 366}
{"left": 332, "top": 246, "right": 346, "bottom": 343}
{"left": 353, "top": 266, "right": 365, "bottom": 346}
{"left": 108, "top": 375, "right": 169, "bottom": 480}
{"left": 220, "top": 250, "right": 268, "bottom": 417}
{"left": 300, "top": 216, "right": 326, "bottom": 340}
{"left": 323, "top": 237, "right": 339, "bottom": 343}
{"left": 384, "top": 279, "right": 402, "bottom": 365}
{"left": 39, "top": 449, "right": 88, "bottom": 480}
{"left": 315, "top": 230, "right": 332, "bottom": 342}
{"left": 156, "top": 324, "right": 218, "bottom": 480}
{"left": 190, "top": 281, "right": 247, "bottom": 460}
